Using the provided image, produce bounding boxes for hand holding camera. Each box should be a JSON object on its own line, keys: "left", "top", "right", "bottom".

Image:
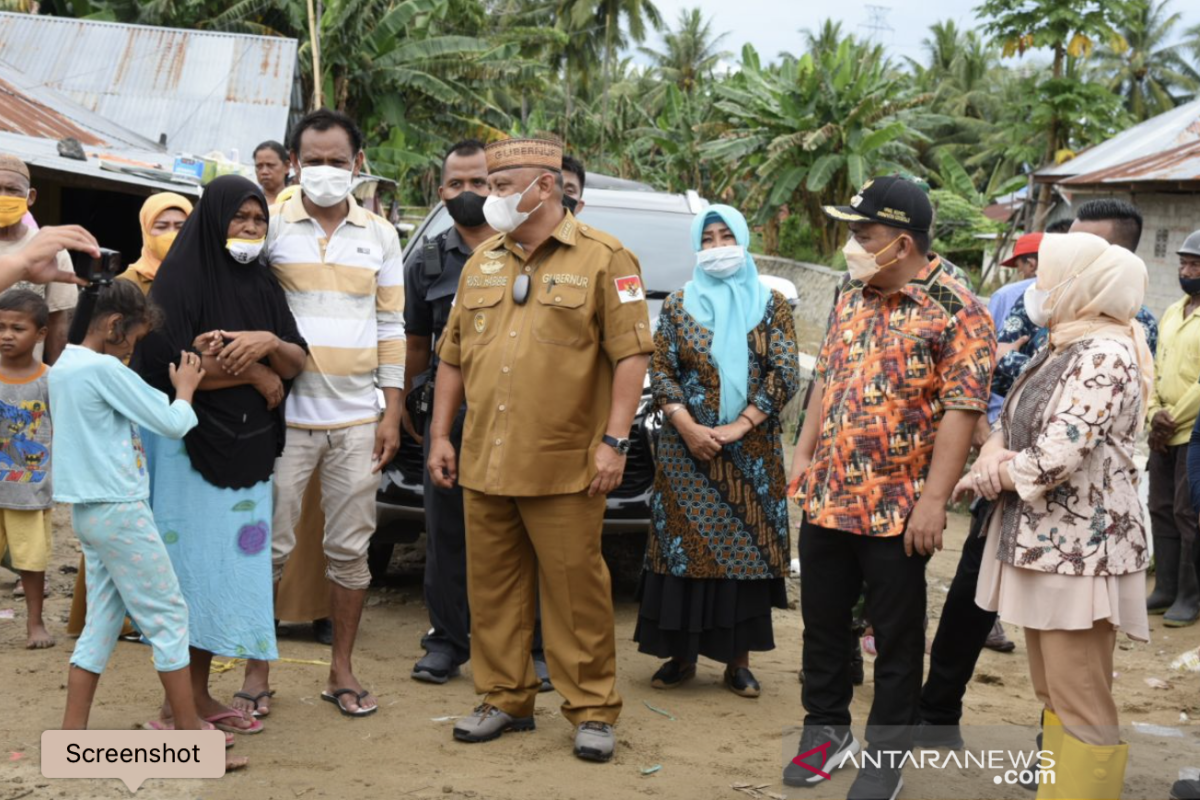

{"left": 169, "top": 351, "right": 206, "bottom": 404}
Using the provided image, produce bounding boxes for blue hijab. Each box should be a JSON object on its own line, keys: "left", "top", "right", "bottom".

{"left": 682, "top": 205, "right": 770, "bottom": 424}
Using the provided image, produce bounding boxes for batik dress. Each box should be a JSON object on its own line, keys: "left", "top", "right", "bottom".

{"left": 635, "top": 289, "right": 800, "bottom": 663}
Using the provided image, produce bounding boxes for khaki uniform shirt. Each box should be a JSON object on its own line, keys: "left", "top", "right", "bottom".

{"left": 438, "top": 211, "right": 653, "bottom": 497}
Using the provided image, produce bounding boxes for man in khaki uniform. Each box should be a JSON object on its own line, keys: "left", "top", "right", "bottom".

{"left": 428, "top": 138, "right": 651, "bottom": 762}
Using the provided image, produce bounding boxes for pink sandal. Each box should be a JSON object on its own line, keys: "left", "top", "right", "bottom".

{"left": 142, "top": 719, "right": 234, "bottom": 748}
{"left": 205, "top": 709, "right": 264, "bottom": 735}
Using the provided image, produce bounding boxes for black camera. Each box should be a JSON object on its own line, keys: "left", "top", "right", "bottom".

{"left": 69, "top": 247, "right": 122, "bottom": 286}
{"left": 66, "top": 247, "right": 123, "bottom": 346}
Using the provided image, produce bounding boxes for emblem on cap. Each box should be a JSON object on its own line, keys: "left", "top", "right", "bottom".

{"left": 850, "top": 194, "right": 863, "bottom": 208}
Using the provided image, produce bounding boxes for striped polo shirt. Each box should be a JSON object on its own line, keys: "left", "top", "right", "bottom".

{"left": 265, "top": 192, "right": 405, "bottom": 429}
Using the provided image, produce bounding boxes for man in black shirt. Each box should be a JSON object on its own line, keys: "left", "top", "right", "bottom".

{"left": 405, "top": 140, "right": 496, "bottom": 684}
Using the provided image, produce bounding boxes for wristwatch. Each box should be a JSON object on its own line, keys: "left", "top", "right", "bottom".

{"left": 602, "top": 434, "right": 632, "bottom": 456}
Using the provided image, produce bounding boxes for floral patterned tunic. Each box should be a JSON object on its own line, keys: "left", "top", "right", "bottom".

{"left": 646, "top": 289, "right": 800, "bottom": 580}
{"left": 996, "top": 337, "right": 1149, "bottom": 577}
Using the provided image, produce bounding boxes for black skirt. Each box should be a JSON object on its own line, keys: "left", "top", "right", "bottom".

{"left": 634, "top": 570, "right": 789, "bottom": 665}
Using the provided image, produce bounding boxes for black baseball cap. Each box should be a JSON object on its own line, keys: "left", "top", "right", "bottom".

{"left": 824, "top": 176, "right": 933, "bottom": 233}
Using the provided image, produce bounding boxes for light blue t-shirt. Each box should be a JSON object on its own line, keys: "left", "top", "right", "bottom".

{"left": 50, "top": 345, "right": 197, "bottom": 504}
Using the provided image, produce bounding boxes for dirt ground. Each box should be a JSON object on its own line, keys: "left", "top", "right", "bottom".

{"left": 4, "top": 507, "right": 1200, "bottom": 800}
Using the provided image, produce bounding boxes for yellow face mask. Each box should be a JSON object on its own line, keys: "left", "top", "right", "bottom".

{"left": 148, "top": 230, "right": 178, "bottom": 261}
{"left": 0, "top": 195, "right": 29, "bottom": 228}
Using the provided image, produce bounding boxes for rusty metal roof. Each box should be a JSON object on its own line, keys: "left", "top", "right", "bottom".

{"left": 1037, "top": 98, "right": 1200, "bottom": 183}
{"left": 1059, "top": 139, "right": 1200, "bottom": 188}
{"left": 0, "top": 61, "right": 162, "bottom": 150}
{"left": 0, "top": 12, "right": 299, "bottom": 160}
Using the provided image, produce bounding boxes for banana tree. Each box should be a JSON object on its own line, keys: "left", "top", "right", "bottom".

{"left": 704, "top": 39, "right": 929, "bottom": 258}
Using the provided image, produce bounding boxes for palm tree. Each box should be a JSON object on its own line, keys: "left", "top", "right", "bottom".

{"left": 639, "top": 8, "right": 729, "bottom": 95}
{"left": 559, "top": 0, "right": 663, "bottom": 154}
{"left": 1093, "top": 0, "right": 1200, "bottom": 120}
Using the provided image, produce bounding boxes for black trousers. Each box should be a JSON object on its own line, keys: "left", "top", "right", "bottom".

{"left": 800, "top": 518, "right": 927, "bottom": 751}
{"left": 420, "top": 408, "right": 543, "bottom": 665}
{"left": 919, "top": 500, "right": 998, "bottom": 725}
{"left": 421, "top": 407, "right": 472, "bottom": 664}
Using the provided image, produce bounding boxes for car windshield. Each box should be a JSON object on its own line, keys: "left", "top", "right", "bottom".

{"left": 406, "top": 203, "right": 696, "bottom": 299}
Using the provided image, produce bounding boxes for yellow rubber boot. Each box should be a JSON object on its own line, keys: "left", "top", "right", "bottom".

{"left": 1035, "top": 710, "right": 1065, "bottom": 800}
{"left": 1042, "top": 731, "right": 1128, "bottom": 800}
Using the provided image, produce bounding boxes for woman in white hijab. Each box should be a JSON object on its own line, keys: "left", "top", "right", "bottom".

{"left": 957, "top": 232, "right": 1151, "bottom": 800}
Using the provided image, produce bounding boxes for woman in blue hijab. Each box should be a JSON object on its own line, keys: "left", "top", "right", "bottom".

{"left": 635, "top": 204, "right": 801, "bottom": 697}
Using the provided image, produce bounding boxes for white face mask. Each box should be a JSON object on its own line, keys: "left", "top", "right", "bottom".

{"left": 1024, "top": 273, "right": 1078, "bottom": 328}
{"left": 300, "top": 165, "right": 354, "bottom": 208}
{"left": 226, "top": 237, "right": 265, "bottom": 264}
{"left": 483, "top": 176, "right": 544, "bottom": 234}
{"left": 843, "top": 235, "right": 903, "bottom": 282}
{"left": 696, "top": 245, "right": 745, "bottom": 278}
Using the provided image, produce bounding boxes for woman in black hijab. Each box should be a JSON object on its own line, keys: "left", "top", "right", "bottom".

{"left": 134, "top": 175, "right": 308, "bottom": 735}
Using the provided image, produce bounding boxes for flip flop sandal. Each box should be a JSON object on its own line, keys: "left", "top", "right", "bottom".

{"left": 142, "top": 719, "right": 234, "bottom": 748}
{"left": 233, "top": 689, "right": 276, "bottom": 718}
{"left": 204, "top": 709, "right": 265, "bottom": 735}
{"left": 321, "top": 688, "right": 378, "bottom": 718}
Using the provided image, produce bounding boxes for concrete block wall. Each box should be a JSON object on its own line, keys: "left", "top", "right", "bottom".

{"left": 1133, "top": 193, "right": 1199, "bottom": 317}
{"left": 1069, "top": 190, "right": 1200, "bottom": 318}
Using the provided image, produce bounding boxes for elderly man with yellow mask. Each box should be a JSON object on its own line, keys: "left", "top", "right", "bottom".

{"left": 0, "top": 153, "right": 79, "bottom": 365}
{"left": 115, "top": 193, "right": 194, "bottom": 295}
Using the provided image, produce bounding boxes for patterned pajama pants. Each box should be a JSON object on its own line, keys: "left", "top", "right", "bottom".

{"left": 70, "top": 501, "right": 189, "bottom": 675}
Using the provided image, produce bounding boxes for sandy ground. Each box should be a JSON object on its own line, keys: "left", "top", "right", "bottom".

{"left": 5, "top": 507, "right": 1200, "bottom": 800}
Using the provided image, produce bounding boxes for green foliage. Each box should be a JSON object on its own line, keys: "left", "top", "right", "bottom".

{"left": 930, "top": 189, "right": 1001, "bottom": 272}
{"left": 33, "top": 1, "right": 1200, "bottom": 243}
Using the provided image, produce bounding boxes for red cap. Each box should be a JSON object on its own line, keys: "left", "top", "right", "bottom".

{"left": 1001, "top": 232, "right": 1044, "bottom": 267}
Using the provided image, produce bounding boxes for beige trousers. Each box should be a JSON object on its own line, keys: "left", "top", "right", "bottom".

{"left": 1025, "top": 622, "right": 1120, "bottom": 746}
{"left": 463, "top": 489, "right": 622, "bottom": 726}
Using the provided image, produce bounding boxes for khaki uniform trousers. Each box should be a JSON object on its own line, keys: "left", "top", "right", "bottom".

{"left": 1025, "top": 622, "right": 1119, "bottom": 746}
{"left": 464, "top": 488, "right": 622, "bottom": 726}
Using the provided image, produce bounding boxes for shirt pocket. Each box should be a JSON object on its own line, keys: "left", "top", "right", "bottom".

{"left": 461, "top": 287, "right": 506, "bottom": 347}
{"left": 884, "top": 327, "right": 936, "bottom": 402}
{"left": 533, "top": 284, "right": 589, "bottom": 347}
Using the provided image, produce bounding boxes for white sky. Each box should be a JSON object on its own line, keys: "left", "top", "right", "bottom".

{"left": 640, "top": 0, "right": 1200, "bottom": 67}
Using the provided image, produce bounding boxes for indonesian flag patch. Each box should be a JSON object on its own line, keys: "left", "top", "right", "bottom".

{"left": 615, "top": 275, "right": 644, "bottom": 303}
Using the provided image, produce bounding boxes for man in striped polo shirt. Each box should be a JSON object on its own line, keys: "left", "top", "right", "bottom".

{"left": 262, "top": 109, "right": 403, "bottom": 717}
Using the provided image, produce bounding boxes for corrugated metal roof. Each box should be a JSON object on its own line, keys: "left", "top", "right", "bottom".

{"left": 0, "top": 61, "right": 162, "bottom": 150}
{"left": 0, "top": 129, "right": 201, "bottom": 196}
{"left": 1037, "top": 98, "right": 1200, "bottom": 181}
{"left": 0, "top": 12, "right": 298, "bottom": 160}
{"left": 1060, "top": 140, "right": 1200, "bottom": 187}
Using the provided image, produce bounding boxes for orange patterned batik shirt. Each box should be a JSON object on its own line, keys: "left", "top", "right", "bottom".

{"left": 802, "top": 258, "right": 995, "bottom": 538}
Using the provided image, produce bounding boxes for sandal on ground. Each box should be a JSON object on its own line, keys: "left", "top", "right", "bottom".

{"left": 321, "top": 688, "right": 378, "bottom": 717}
{"left": 650, "top": 660, "right": 696, "bottom": 690}
{"left": 233, "top": 689, "right": 276, "bottom": 718}
{"left": 205, "top": 709, "right": 264, "bottom": 734}
{"left": 142, "top": 719, "right": 234, "bottom": 748}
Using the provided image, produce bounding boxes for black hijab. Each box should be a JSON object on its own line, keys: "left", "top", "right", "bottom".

{"left": 135, "top": 174, "right": 306, "bottom": 489}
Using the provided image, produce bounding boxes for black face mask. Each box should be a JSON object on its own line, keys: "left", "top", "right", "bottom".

{"left": 562, "top": 194, "right": 579, "bottom": 215}
{"left": 1181, "top": 275, "right": 1200, "bottom": 296}
{"left": 445, "top": 191, "right": 487, "bottom": 228}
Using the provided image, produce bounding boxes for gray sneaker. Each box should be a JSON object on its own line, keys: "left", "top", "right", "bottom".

{"left": 453, "top": 704, "right": 535, "bottom": 743}
{"left": 574, "top": 721, "right": 615, "bottom": 762}
{"left": 412, "top": 651, "right": 461, "bottom": 684}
